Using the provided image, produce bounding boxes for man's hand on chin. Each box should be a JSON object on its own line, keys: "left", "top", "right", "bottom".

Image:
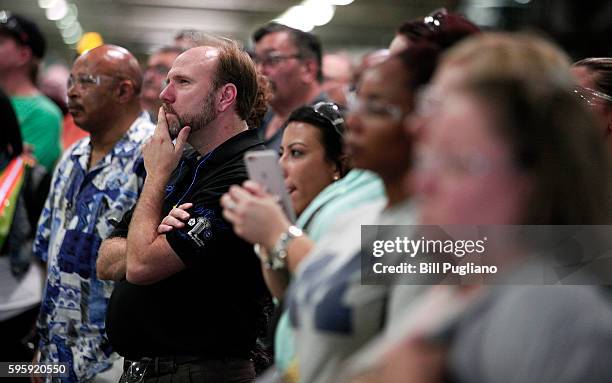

{"left": 143, "top": 107, "right": 190, "bottom": 184}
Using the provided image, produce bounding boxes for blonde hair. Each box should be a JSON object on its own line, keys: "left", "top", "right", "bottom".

{"left": 438, "top": 32, "right": 573, "bottom": 86}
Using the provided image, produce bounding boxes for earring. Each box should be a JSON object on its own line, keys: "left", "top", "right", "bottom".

{"left": 333, "top": 175, "right": 340, "bottom": 181}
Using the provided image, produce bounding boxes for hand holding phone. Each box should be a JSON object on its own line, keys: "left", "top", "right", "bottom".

{"left": 244, "top": 150, "right": 296, "bottom": 223}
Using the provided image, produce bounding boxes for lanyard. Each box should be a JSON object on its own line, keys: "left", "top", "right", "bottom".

{"left": 172, "top": 150, "right": 214, "bottom": 208}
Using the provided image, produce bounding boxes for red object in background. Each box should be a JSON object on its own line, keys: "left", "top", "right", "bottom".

{"left": 61, "top": 114, "right": 88, "bottom": 150}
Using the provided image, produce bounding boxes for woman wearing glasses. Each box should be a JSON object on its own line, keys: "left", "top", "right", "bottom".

{"left": 216, "top": 47, "right": 425, "bottom": 383}
{"left": 572, "top": 58, "right": 612, "bottom": 149}
{"left": 360, "top": 79, "right": 612, "bottom": 383}
{"left": 340, "top": 35, "right": 612, "bottom": 383}
{"left": 273, "top": 42, "right": 446, "bottom": 383}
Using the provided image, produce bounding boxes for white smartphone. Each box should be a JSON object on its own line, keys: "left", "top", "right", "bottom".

{"left": 244, "top": 150, "right": 296, "bottom": 223}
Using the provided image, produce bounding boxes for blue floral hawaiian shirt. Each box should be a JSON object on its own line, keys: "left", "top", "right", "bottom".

{"left": 33, "top": 113, "right": 154, "bottom": 382}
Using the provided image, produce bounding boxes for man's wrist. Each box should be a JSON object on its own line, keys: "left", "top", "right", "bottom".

{"left": 144, "top": 174, "right": 169, "bottom": 189}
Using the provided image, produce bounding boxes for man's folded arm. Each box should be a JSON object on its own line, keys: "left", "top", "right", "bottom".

{"left": 97, "top": 208, "right": 132, "bottom": 281}
{"left": 125, "top": 178, "right": 185, "bottom": 285}
{"left": 126, "top": 234, "right": 185, "bottom": 285}
{"left": 97, "top": 237, "right": 128, "bottom": 281}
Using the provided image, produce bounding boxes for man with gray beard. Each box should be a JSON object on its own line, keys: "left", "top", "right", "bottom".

{"left": 97, "top": 41, "right": 269, "bottom": 383}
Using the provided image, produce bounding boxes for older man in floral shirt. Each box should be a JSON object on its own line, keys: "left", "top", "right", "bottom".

{"left": 33, "top": 45, "right": 154, "bottom": 382}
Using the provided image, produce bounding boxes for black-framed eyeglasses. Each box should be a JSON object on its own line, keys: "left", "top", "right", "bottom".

{"left": 311, "top": 101, "right": 345, "bottom": 135}
{"left": 253, "top": 51, "right": 302, "bottom": 67}
{"left": 423, "top": 8, "right": 448, "bottom": 33}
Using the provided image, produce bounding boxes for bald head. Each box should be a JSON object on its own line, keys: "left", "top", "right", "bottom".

{"left": 78, "top": 44, "right": 143, "bottom": 95}
{"left": 323, "top": 53, "right": 354, "bottom": 84}
{"left": 68, "top": 44, "right": 144, "bottom": 133}
{"left": 173, "top": 46, "right": 220, "bottom": 68}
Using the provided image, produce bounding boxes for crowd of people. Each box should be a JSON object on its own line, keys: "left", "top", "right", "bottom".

{"left": 0, "top": 6, "right": 611, "bottom": 383}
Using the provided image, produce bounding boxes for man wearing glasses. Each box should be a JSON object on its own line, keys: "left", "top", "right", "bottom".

{"left": 32, "top": 45, "right": 154, "bottom": 382}
{"left": 252, "top": 23, "right": 327, "bottom": 150}
{"left": 141, "top": 46, "right": 184, "bottom": 123}
{"left": 0, "top": 11, "right": 62, "bottom": 172}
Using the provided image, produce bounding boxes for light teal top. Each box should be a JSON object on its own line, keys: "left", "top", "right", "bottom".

{"left": 274, "top": 169, "right": 385, "bottom": 373}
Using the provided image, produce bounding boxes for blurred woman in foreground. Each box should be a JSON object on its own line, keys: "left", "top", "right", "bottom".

{"left": 347, "top": 37, "right": 612, "bottom": 383}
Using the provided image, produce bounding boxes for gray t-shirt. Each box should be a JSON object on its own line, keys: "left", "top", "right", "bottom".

{"left": 449, "top": 286, "right": 612, "bottom": 383}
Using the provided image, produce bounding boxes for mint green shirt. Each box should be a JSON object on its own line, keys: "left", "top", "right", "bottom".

{"left": 274, "top": 169, "right": 386, "bottom": 373}
{"left": 297, "top": 169, "right": 386, "bottom": 241}
{"left": 11, "top": 95, "right": 62, "bottom": 171}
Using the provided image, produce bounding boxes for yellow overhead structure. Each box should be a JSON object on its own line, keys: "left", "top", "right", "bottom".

{"left": 77, "top": 32, "right": 104, "bottom": 54}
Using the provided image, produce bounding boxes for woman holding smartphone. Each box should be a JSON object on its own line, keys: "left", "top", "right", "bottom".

{"left": 221, "top": 43, "right": 444, "bottom": 383}
{"left": 218, "top": 101, "right": 350, "bottom": 282}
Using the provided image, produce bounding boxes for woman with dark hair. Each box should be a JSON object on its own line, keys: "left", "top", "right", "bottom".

{"left": 389, "top": 8, "right": 480, "bottom": 54}
{"left": 224, "top": 41, "right": 444, "bottom": 383}
{"left": 216, "top": 101, "right": 349, "bottom": 298}
{"left": 0, "top": 89, "right": 50, "bottom": 366}
{"left": 278, "top": 102, "right": 350, "bottom": 216}
{"left": 572, "top": 57, "right": 612, "bottom": 149}
{"left": 263, "top": 42, "right": 450, "bottom": 383}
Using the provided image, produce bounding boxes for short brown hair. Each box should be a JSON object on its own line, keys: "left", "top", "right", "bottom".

{"left": 247, "top": 72, "right": 271, "bottom": 129}
{"left": 210, "top": 40, "right": 258, "bottom": 122}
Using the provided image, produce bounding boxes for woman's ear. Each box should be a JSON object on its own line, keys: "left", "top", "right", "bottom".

{"left": 335, "top": 153, "right": 350, "bottom": 179}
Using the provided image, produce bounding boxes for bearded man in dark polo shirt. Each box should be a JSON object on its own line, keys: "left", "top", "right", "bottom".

{"left": 96, "top": 40, "right": 268, "bottom": 383}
